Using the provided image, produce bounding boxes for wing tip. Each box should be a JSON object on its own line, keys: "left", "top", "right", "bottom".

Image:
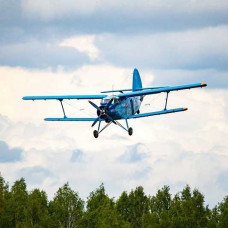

{"left": 201, "top": 83, "right": 207, "bottom": 87}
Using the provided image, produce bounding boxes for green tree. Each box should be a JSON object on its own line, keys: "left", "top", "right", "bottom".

{"left": 116, "top": 191, "right": 130, "bottom": 222}
{"left": 27, "top": 189, "right": 50, "bottom": 227}
{"left": 49, "top": 183, "right": 84, "bottom": 228}
{"left": 218, "top": 196, "right": 228, "bottom": 228}
{"left": 207, "top": 206, "right": 219, "bottom": 228}
{"left": 146, "top": 185, "right": 172, "bottom": 228}
{"left": 169, "top": 185, "right": 208, "bottom": 228}
{"left": 10, "top": 178, "right": 29, "bottom": 228}
{"left": 0, "top": 174, "right": 12, "bottom": 228}
{"left": 83, "top": 183, "right": 128, "bottom": 228}
{"left": 116, "top": 186, "right": 149, "bottom": 228}
{"left": 0, "top": 174, "right": 5, "bottom": 219}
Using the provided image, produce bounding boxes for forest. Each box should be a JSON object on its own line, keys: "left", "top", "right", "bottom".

{"left": 0, "top": 174, "right": 228, "bottom": 228}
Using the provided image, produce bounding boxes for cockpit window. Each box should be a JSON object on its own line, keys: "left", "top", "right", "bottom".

{"left": 101, "top": 98, "right": 111, "bottom": 104}
{"left": 101, "top": 97, "right": 119, "bottom": 105}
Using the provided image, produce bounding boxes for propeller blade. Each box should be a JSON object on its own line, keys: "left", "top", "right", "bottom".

{"left": 91, "top": 117, "right": 100, "bottom": 127}
{"left": 105, "top": 98, "right": 114, "bottom": 110}
{"left": 106, "top": 115, "right": 116, "bottom": 125}
{"left": 88, "top": 100, "right": 101, "bottom": 111}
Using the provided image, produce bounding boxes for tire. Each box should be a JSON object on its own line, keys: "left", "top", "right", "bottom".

{"left": 93, "top": 130, "right": 99, "bottom": 138}
{"left": 137, "top": 110, "right": 140, "bottom": 114}
{"left": 128, "top": 127, "right": 133, "bottom": 136}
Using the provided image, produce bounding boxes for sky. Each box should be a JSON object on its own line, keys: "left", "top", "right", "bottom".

{"left": 0, "top": 0, "right": 228, "bottom": 207}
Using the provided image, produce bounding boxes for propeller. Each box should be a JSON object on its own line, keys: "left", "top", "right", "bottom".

{"left": 88, "top": 100, "right": 101, "bottom": 111}
{"left": 88, "top": 98, "right": 116, "bottom": 127}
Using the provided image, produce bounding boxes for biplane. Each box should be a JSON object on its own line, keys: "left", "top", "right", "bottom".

{"left": 23, "top": 69, "right": 207, "bottom": 138}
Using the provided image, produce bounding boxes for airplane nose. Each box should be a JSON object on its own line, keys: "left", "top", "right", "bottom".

{"left": 97, "top": 105, "right": 115, "bottom": 119}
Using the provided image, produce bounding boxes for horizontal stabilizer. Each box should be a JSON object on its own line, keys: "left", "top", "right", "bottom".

{"left": 127, "top": 107, "right": 188, "bottom": 119}
{"left": 44, "top": 117, "right": 98, "bottom": 121}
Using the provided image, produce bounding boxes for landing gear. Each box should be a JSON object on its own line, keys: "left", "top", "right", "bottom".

{"left": 137, "top": 110, "right": 140, "bottom": 114}
{"left": 92, "top": 118, "right": 133, "bottom": 138}
{"left": 128, "top": 127, "right": 133, "bottom": 136}
{"left": 93, "top": 130, "right": 99, "bottom": 138}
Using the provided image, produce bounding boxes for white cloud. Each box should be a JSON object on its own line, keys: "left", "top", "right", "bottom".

{"left": 0, "top": 64, "right": 228, "bottom": 206}
{"left": 95, "top": 25, "right": 228, "bottom": 70}
{"left": 60, "top": 35, "right": 100, "bottom": 60}
{"left": 21, "top": 0, "right": 228, "bottom": 20}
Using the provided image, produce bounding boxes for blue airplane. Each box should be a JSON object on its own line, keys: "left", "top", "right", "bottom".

{"left": 23, "top": 69, "right": 207, "bottom": 138}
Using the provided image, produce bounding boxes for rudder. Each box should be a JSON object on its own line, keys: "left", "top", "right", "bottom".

{"left": 132, "top": 68, "right": 142, "bottom": 91}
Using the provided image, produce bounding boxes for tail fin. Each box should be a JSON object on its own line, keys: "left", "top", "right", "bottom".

{"left": 132, "top": 68, "right": 142, "bottom": 91}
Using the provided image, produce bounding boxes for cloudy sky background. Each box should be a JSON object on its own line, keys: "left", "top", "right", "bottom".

{"left": 1, "top": 0, "right": 228, "bottom": 207}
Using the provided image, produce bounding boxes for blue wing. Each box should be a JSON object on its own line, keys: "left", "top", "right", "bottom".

{"left": 127, "top": 107, "right": 187, "bottom": 119}
{"left": 44, "top": 117, "right": 100, "bottom": 121}
{"left": 23, "top": 94, "right": 107, "bottom": 100}
{"left": 117, "top": 83, "right": 207, "bottom": 98}
{"left": 100, "top": 87, "right": 166, "bottom": 93}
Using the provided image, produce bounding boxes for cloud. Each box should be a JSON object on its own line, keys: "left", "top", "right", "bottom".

{"left": 1, "top": 26, "right": 228, "bottom": 72}
{"left": 217, "top": 171, "right": 228, "bottom": 192}
{"left": 21, "top": 0, "right": 228, "bottom": 24}
{"left": 1, "top": 0, "right": 228, "bottom": 49}
{"left": 95, "top": 26, "right": 228, "bottom": 71}
{"left": 0, "top": 0, "right": 228, "bottom": 208}
{"left": 60, "top": 35, "right": 99, "bottom": 61}
{"left": 151, "top": 69, "right": 228, "bottom": 89}
{"left": 1, "top": 1, "right": 228, "bottom": 72}
{"left": 118, "top": 143, "right": 149, "bottom": 163}
{"left": 0, "top": 40, "right": 92, "bottom": 69}
{"left": 0, "top": 64, "right": 228, "bottom": 206}
{"left": 0, "top": 140, "right": 23, "bottom": 163}
{"left": 71, "top": 149, "right": 84, "bottom": 162}
{"left": 18, "top": 166, "right": 57, "bottom": 186}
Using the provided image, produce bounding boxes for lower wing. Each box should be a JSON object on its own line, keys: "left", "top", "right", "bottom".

{"left": 127, "top": 107, "right": 187, "bottom": 119}
{"left": 44, "top": 117, "right": 99, "bottom": 121}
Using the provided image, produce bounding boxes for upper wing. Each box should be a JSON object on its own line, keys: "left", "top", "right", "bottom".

{"left": 23, "top": 94, "right": 107, "bottom": 100}
{"left": 100, "top": 86, "right": 166, "bottom": 93}
{"left": 117, "top": 83, "right": 207, "bottom": 98}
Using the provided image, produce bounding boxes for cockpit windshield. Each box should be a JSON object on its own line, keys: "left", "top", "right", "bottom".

{"left": 101, "top": 96, "right": 120, "bottom": 105}
{"left": 101, "top": 98, "right": 111, "bottom": 104}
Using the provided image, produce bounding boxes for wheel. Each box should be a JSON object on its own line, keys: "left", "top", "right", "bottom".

{"left": 93, "top": 130, "right": 99, "bottom": 138}
{"left": 128, "top": 127, "right": 133, "bottom": 136}
{"left": 137, "top": 110, "right": 140, "bottom": 114}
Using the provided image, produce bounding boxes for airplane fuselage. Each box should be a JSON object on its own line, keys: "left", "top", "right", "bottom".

{"left": 100, "top": 96, "right": 142, "bottom": 121}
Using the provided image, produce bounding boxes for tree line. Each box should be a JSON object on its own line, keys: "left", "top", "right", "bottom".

{"left": 0, "top": 174, "right": 228, "bottom": 228}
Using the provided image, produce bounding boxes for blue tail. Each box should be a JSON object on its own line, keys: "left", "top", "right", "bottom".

{"left": 132, "top": 68, "right": 142, "bottom": 91}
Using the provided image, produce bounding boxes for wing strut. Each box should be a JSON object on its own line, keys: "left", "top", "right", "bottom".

{"left": 59, "top": 99, "right": 67, "bottom": 118}
{"left": 164, "top": 92, "right": 169, "bottom": 110}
